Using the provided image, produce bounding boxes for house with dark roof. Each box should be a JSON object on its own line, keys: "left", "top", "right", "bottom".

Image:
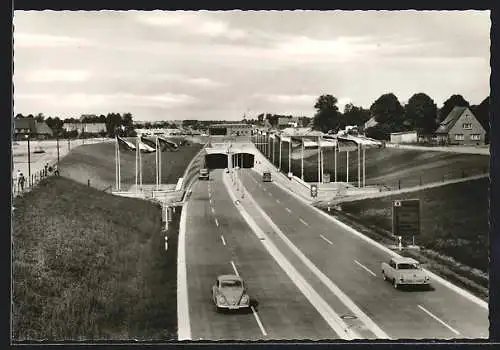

{"left": 277, "top": 117, "right": 299, "bottom": 129}
{"left": 14, "top": 118, "right": 53, "bottom": 140}
{"left": 435, "top": 106, "right": 486, "bottom": 145}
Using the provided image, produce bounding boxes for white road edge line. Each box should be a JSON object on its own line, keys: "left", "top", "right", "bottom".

{"left": 417, "top": 305, "right": 461, "bottom": 336}
{"left": 319, "top": 234, "right": 334, "bottom": 245}
{"left": 285, "top": 207, "right": 292, "bottom": 213}
{"left": 214, "top": 218, "right": 219, "bottom": 227}
{"left": 221, "top": 235, "right": 226, "bottom": 246}
{"left": 270, "top": 177, "right": 489, "bottom": 311}
{"left": 354, "top": 260, "right": 377, "bottom": 277}
{"left": 251, "top": 306, "right": 268, "bottom": 336}
{"left": 177, "top": 201, "right": 191, "bottom": 341}
{"left": 222, "top": 172, "right": 359, "bottom": 340}
{"left": 299, "top": 218, "right": 309, "bottom": 227}
{"left": 230, "top": 260, "right": 239, "bottom": 276}
{"left": 241, "top": 171, "right": 390, "bottom": 340}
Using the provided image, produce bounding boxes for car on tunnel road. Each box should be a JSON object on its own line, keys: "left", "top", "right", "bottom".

{"left": 381, "top": 257, "right": 430, "bottom": 289}
{"left": 199, "top": 168, "right": 210, "bottom": 180}
{"left": 212, "top": 274, "right": 251, "bottom": 312}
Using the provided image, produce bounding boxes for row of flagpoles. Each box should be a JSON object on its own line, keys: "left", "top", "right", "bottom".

{"left": 115, "top": 135, "right": 166, "bottom": 192}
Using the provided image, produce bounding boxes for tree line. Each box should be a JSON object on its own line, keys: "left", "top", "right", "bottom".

{"left": 14, "top": 112, "right": 137, "bottom": 138}
{"left": 309, "top": 93, "right": 490, "bottom": 142}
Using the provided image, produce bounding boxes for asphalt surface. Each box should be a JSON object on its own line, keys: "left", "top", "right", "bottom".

{"left": 184, "top": 170, "right": 339, "bottom": 340}
{"left": 239, "top": 168, "right": 489, "bottom": 339}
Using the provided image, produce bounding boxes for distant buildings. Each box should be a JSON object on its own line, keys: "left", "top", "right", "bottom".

{"left": 14, "top": 118, "right": 53, "bottom": 140}
{"left": 209, "top": 123, "right": 252, "bottom": 136}
{"left": 62, "top": 122, "right": 106, "bottom": 135}
{"left": 390, "top": 131, "right": 418, "bottom": 144}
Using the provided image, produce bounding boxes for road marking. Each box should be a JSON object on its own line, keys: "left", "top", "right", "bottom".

{"left": 211, "top": 207, "right": 215, "bottom": 214}
{"left": 230, "top": 261, "right": 239, "bottom": 276}
{"left": 177, "top": 203, "right": 191, "bottom": 340}
{"left": 251, "top": 306, "right": 268, "bottom": 336}
{"left": 276, "top": 199, "right": 281, "bottom": 204}
{"left": 354, "top": 260, "right": 377, "bottom": 277}
{"left": 220, "top": 235, "right": 226, "bottom": 246}
{"left": 319, "top": 234, "right": 334, "bottom": 245}
{"left": 209, "top": 198, "right": 212, "bottom": 204}
{"left": 214, "top": 218, "right": 219, "bottom": 227}
{"left": 271, "top": 179, "right": 489, "bottom": 311}
{"left": 418, "top": 305, "right": 461, "bottom": 336}
{"left": 299, "top": 218, "right": 309, "bottom": 227}
{"left": 262, "top": 187, "right": 267, "bottom": 192}
{"left": 222, "top": 172, "right": 360, "bottom": 340}
{"left": 285, "top": 207, "right": 292, "bottom": 213}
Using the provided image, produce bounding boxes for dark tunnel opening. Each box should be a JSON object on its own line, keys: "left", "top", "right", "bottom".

{"left": 205, "top": 153, "right": 255, "bottom": 169}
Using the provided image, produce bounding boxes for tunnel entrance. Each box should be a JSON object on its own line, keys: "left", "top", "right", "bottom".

{"left": 204, "top": 152, "right": 255, "bottom": 169}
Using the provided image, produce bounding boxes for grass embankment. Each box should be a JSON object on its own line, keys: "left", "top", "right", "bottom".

{"left": 12, "top": 177, "right": 182, "bottom": 340}
{"left": 318, "top": 178, "right": 489, "bottom": 299}
{"left": 59, "top": 142, "right": 203, "bottom": 191}
{"left": 268, "top": 144, "right": 489, "bottom": 187}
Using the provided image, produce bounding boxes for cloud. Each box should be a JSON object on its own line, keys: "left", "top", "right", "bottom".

{"left": 18, "top": 69, "right": 91, "bottom": 82}
{"left": 13, "top": 32, "right": 93, "bottom": 48}
{"left": 253, "top": 93, "right": 317, "bottom": 105}
{"left": 135, "top": 11, "right": 246, "bottom": 40}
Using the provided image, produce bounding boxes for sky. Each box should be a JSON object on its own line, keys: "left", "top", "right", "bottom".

{"left": 13, "top": 10, "right": 491, "bottom": 122}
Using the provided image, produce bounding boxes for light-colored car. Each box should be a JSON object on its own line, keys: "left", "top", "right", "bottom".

{"left": 212, "top": 274, "right": 250, "bottom": 312}
{"left": 199, "top": 168, "right": 209, "bottom": 180}
{"left": 381, "top": 257, "right": 430, "bottom": 289}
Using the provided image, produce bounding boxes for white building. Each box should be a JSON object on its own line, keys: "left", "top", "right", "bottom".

{"left": 390, "top": 131, "right": 418, "bottom": 144}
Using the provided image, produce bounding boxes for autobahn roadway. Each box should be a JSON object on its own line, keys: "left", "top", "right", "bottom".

{"left": 238, "top": 167, "right": 489, "bottom": 339}
{"left": 184, "top": 169, "right": 341, "bottom": 340}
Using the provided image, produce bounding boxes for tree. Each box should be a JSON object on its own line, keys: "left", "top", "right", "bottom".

{"left": 105, "top": 113, "right": 123, "bottom": 137}
{"left": 369, "top": 93, "right": 405, "bottom": 130}
{"left": 438, "top": 94, "right": 470, "bottom": 123}
{"left": 299, "top": 116, "right": 311, "bottom": 127}
{"left": 35, "top": 113, "right": 45, "bottom": 122}
{"left": 403, "top": 93, "right": 438, "bottom": 135}
{"left": 470, "top": 96, "right": 489, "bottom": 143}
{"left": 312, "top": 94, "right": 341, "bottom": 133}
{"left": 365, "top": 124, "right": 392, "bottom": 141}
{"left": 343, "top": 104, "right": 371, "bottom": 129}
{"left": 122, "top": 112, "right": 133, "bottom": 127}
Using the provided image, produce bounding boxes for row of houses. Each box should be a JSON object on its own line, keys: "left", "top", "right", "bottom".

{"left": 366, "top": 106, "right": 487, "bottom": 146}
{"left": 13, "top": 118, "right": 107, "bottom": 140}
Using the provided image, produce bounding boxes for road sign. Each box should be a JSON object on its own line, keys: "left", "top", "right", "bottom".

{"left": 392, "top": 199, "right": 420, "bottom": 237}
{"left": 311, "top": 184, "right": 318, "bottom": 198}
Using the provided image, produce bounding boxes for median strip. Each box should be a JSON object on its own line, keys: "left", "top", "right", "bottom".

{"left": 222, "top": 171, "right": 360, "bottom": 340}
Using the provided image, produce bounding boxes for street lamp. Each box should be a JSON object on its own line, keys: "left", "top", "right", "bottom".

{"left": 25, "top": 133, "right": 31, "bottom": 187}
{"left": 56, "top": 131, "right": 60, "bottom": 166}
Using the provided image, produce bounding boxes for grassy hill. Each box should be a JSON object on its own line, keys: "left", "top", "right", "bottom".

{"left": 272, "top": 145, "right": 489, "bottom": 188}
{"left": 12, "top": 177, "right": 181, "bottom": 340}
{"left": 337, "top": 177, "right": 489, "bottom": 274}
{"left": 59, "top": 142, "right": 203, "bottom": 191}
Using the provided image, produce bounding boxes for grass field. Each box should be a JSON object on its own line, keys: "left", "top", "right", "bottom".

{"left": 267, "top": 143, "right": 489, "bottom": 188}
{"left": 336, "top": 178, "right": 489, "bottom": 274}
{"left": 59, "top": 142, "right": 203, "bottom": 191}
{"left": 12, "top": 177, "right": 181, "bottom": 340}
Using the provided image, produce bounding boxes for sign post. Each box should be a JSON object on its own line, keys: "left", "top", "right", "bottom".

{"left": 392, "top": 199, "right": 420, "bottom": 247}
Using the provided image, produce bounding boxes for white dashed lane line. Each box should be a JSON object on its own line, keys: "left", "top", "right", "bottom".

{"left": 319, "top": 234, "right": 334, "bottom": 245}
{"left": 214, "top": 218, "right": 219, "bottom": 227}
{"left": 211, "top": 207, "right": 215, "bottom": 214}
{"left": 417, "top": 305, "right": 461, "bottom": 336}
{"left": 230, "top": 261, "right": 240, "bottom": 276}
{"left": 299, "top": 218, "right": 309, "bottom": 227}
{"left": 285, "top": 207, "right": 292, "bottom": 213}
{"left": 220, "top": 235, "right": 226, "bottom": 246}
{"left": 276, "top": 199, "right": 281, "bottom": 204}
{"left": 354, "top": 260, "right": 377, "bottom": 277}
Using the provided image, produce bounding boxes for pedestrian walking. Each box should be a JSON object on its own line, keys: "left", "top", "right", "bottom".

{"left": 54, "top": 164, "right": 60, "bottom": 176}
{"left": 44, "top": 163, "right": 48, "bottom": 177}
{"left": 19, "top": 172, "right": 25, "bottom": 192}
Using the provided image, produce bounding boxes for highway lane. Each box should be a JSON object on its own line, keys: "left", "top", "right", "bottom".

{"left": 240, "top": 168, "right": 489, "bottom": 339}
{"left": 185, "top": 170, "right": 338, "bottom": 340}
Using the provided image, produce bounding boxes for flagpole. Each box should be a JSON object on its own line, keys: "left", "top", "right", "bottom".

{"left": 135, "top": 136, "right": 139, "bottom": 191}
{"left": 115, "top": 135, "right": 118, "bottom": 191}
{"left": 159, "top": 138, "right": 162, "bottom": 189}
{"left": 363, "top": 146, "right": 366, "bottom": 187}
{"left": 357, "top": 142, "right": 361, "bottom": 188}
{"left": 346, "top": 151, "right": 349, "bottom": 184}
{"left": 301, "top": 136, "right": 304, "bottom": 180}
{"left": 334, "top": 142, "right": 337, "bottom": 182}
{"left": 139, "top": 138, "right": 143, "bottom": 189}
{"left": 288, "top": 136, "right": 291, "bottom": 175}
{"left": 317, "top": 136, "right": 321, "bottom": 184}
{"left": 279, "top": 136, "right": 282, "bottom": 170}
{"left": 155, "top": 137, "right": 159, "bottom": 191}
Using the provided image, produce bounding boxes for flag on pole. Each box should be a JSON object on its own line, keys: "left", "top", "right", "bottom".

{"left": 117, "top": 136, "right": 136, "bottom": 151}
